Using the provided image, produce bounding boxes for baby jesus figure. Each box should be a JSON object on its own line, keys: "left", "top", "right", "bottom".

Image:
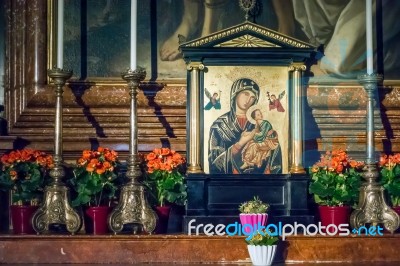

{"left": 240, "top": 109, "right": 280, "bottom": 172}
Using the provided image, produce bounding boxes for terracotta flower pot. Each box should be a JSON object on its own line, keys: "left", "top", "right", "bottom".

{"left": 10, "top": 205, "right": 39, "bottom": 234}
{"left": 240, "top": 213, "right": 268, "bottom": 235}
{"left": 247, "top": 245, "right": 277, "bottom": 266}
{"left": 84, "top": 206, "right": 112, "bottom": 235}
{"left": 318, "top": 205, "right": 351, "bottom": 234}
{"left": 154, "top": 205, "right": 171, "bottom": 234}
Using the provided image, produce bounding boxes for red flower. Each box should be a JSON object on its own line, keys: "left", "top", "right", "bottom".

{"left": 144, "top": 148, "right": 185, "bottom": 173}
{"left": 161, "top": 148, "right": 170, "bottom": 156}
{"left": 9, "top": 170, "right": 17, "bottom": 181}
{"left": 0, "top": 149, "right": 53, "bottom": 204}
{"left": 70, "top": 147, "right": 120, "bottom": 207}
{"left": 143, "top": 147, "right": 187, "bottom": 206}
{"left": 146, "top": 152, "right": 157, "bottom": 161}
{"left": 82, "top": 151, "right": 91, "bottom": 160}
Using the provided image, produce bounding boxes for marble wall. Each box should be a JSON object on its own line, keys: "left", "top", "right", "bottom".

{"left": 0, "top": 0, "right": 187, "bottom": 162}
{"left": 1, "top": 0, "right": 400, "bottom": 167}
{"left": 306, "top": 82, "right": 400, "bottom": 164}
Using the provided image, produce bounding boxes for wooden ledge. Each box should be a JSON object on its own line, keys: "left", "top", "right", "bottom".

{"left": 0, "top": 234, "right": 400, "bottom": 264}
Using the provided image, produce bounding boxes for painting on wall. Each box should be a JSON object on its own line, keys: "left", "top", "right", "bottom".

{"left": 63, "top": 0, "right": 136, "bottom": 79}
{"left": 60, "top": 0, "right": 400, "bottom": 80}
{"left": 202, "top": 66, "right": 289, "bottom": 174}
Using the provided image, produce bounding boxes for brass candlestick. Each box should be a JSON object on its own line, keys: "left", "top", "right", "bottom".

{"left": 32, "top": 68, "right": 81, "bottom": 234}
{"left": 350, "top": 73, "right": 399, "bottom": 233}
{"left": 108, "top": 68, "right": 157, "bottom": 234}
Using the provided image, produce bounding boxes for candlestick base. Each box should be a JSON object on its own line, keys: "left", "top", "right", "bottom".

{"left": 108, "top": 180, "right": 157, "bottom": 234}
{"left": 350, "top": 162, "right": 399, "bottom": 233}
{"left": 32, "top": 185, "right": 81, "bottom": 234}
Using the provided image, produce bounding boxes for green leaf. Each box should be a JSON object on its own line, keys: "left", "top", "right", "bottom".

{"left": 309, "top": 161, "right": 363, "bottom": 207}
{"left": 144, "top": 169, "right": 187, "bottom": 206}
{"left": 309, "top": 182, "right": 334, "bottom": 198}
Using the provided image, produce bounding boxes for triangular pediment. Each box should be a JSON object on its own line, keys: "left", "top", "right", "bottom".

{"left": 180, "top": 21, "right": 314, "bottom": 49}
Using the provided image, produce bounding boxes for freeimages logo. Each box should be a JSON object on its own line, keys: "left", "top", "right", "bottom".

{"left": 187, "top": 219, "right": 383, "bottom": 240}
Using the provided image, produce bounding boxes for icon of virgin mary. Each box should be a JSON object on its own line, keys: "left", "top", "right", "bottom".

{"left": 208, "top": 78, "right": 282, "bottom": 174}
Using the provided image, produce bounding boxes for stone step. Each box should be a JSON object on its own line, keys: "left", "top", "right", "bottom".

{"left": 0, "top": 234, "right": 399, "bottom": 264}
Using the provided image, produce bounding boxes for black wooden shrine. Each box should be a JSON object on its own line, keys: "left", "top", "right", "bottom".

{"left": 179, "top": 21, "right": 318, "bottom": 232}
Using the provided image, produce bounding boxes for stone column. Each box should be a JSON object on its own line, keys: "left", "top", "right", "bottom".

{"left": 186, "top": 62, "right": 204, "bottom": 174}
{"left": 289, "top": 63, "right": 306, "bottom": 174}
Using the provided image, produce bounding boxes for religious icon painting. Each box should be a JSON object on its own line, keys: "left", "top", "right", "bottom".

{"left": 203, "top": 65, "right": 289, "bottom": 175}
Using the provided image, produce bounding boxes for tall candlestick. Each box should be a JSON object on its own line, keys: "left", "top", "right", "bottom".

{"left": 366, "top": 0, "right": 373, "bottom": 75}
{"left": 130, "top": 0, "right": 137, "bottom": 70}
{"left": 57, "top": 0, "right": 64, "bottom": 69}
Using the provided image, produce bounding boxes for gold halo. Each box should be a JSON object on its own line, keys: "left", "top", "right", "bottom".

{"left": 224, "top": 66, "right": 270, "bottom": 88}
{"left": 246, "top": 105, "right": 262, "bottom": 125}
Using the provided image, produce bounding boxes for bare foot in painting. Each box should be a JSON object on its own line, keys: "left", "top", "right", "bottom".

{"left": 240, "top": 162, "right": 249, "bottom": 170}
{"left": 159, "top": 0, "right": 201, "bottom": 61}
{"left": 160, "top": 26, "right": 191, "bottom": 61}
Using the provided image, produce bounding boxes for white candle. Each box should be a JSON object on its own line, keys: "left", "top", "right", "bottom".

{"left": 57, "top": 0, "right": 64, "bottom": 69}
{"left": 366, "top": 0, "right": 373, "bottom": 75}
{"left": 130, "top": 0, "right": 137, "bottom": 70}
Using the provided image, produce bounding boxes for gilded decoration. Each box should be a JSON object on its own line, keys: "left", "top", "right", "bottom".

{"left": 181, "top": 22, "right": 313, "bottom": 49}
{"left": 216, "top": 34, "right": 280, "bottom": 48}
{"left": 180, "top": 17, "right": 316, "bottom": 175}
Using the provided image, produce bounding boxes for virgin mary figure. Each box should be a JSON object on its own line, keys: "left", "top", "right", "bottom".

{"left": 208, "top": 78, "right": 282, "bottom": 174}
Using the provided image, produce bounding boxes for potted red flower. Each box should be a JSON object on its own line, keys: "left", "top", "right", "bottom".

{"left": 144, "top": 148, "right": 187, "bottom": 233}
{"left": 0, "top": 149, "right": 53, "bottom": 234}
{"left": 379, "top": 153, "right": 400, "bottom": 215}
{"left": 67, "top": 147, "right": 121, "bottom": 234}
{"left": 309, "top": 149, "right": 364, "bottom": 233}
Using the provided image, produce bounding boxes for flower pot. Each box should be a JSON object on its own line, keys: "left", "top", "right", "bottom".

{"left": 240, "top": 213, "right": 268, "bottom": 235}
{"left": 391, "top": 206, "right": 400, "bottom": 232}
{"left": 154, "top": 205, "right": 171, "bottom": 234}
{"left": 392, "top": 206, "right": 400, "bottom": 216}
{"left": 318, "top": 205, "right": 351, "bottom": 234}
{"left": 10, "top": 205, "right": 39, "bottom": 234}
{"left": 247, "top": 245, "right": 277, "bottom": 266}
{"left": 84, "top": 206, "right": 112, "bottom": 235}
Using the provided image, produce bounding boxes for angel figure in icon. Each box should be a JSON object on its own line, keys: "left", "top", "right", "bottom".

{"left": 267, "top": 91, "right": 285, "bottom": 112}
{"left": 240, "top": 107, "right": 282, "bottom": 174}
{"left": 204, "top": 88, "right": 222, "bottom": 110}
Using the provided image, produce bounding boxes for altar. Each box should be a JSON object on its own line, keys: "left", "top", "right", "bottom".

{"left": 2, "top": 0, "right": 400, "bottom": 265}
{"left": 184, "top": 174, "right": 313, "bottom": 233}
